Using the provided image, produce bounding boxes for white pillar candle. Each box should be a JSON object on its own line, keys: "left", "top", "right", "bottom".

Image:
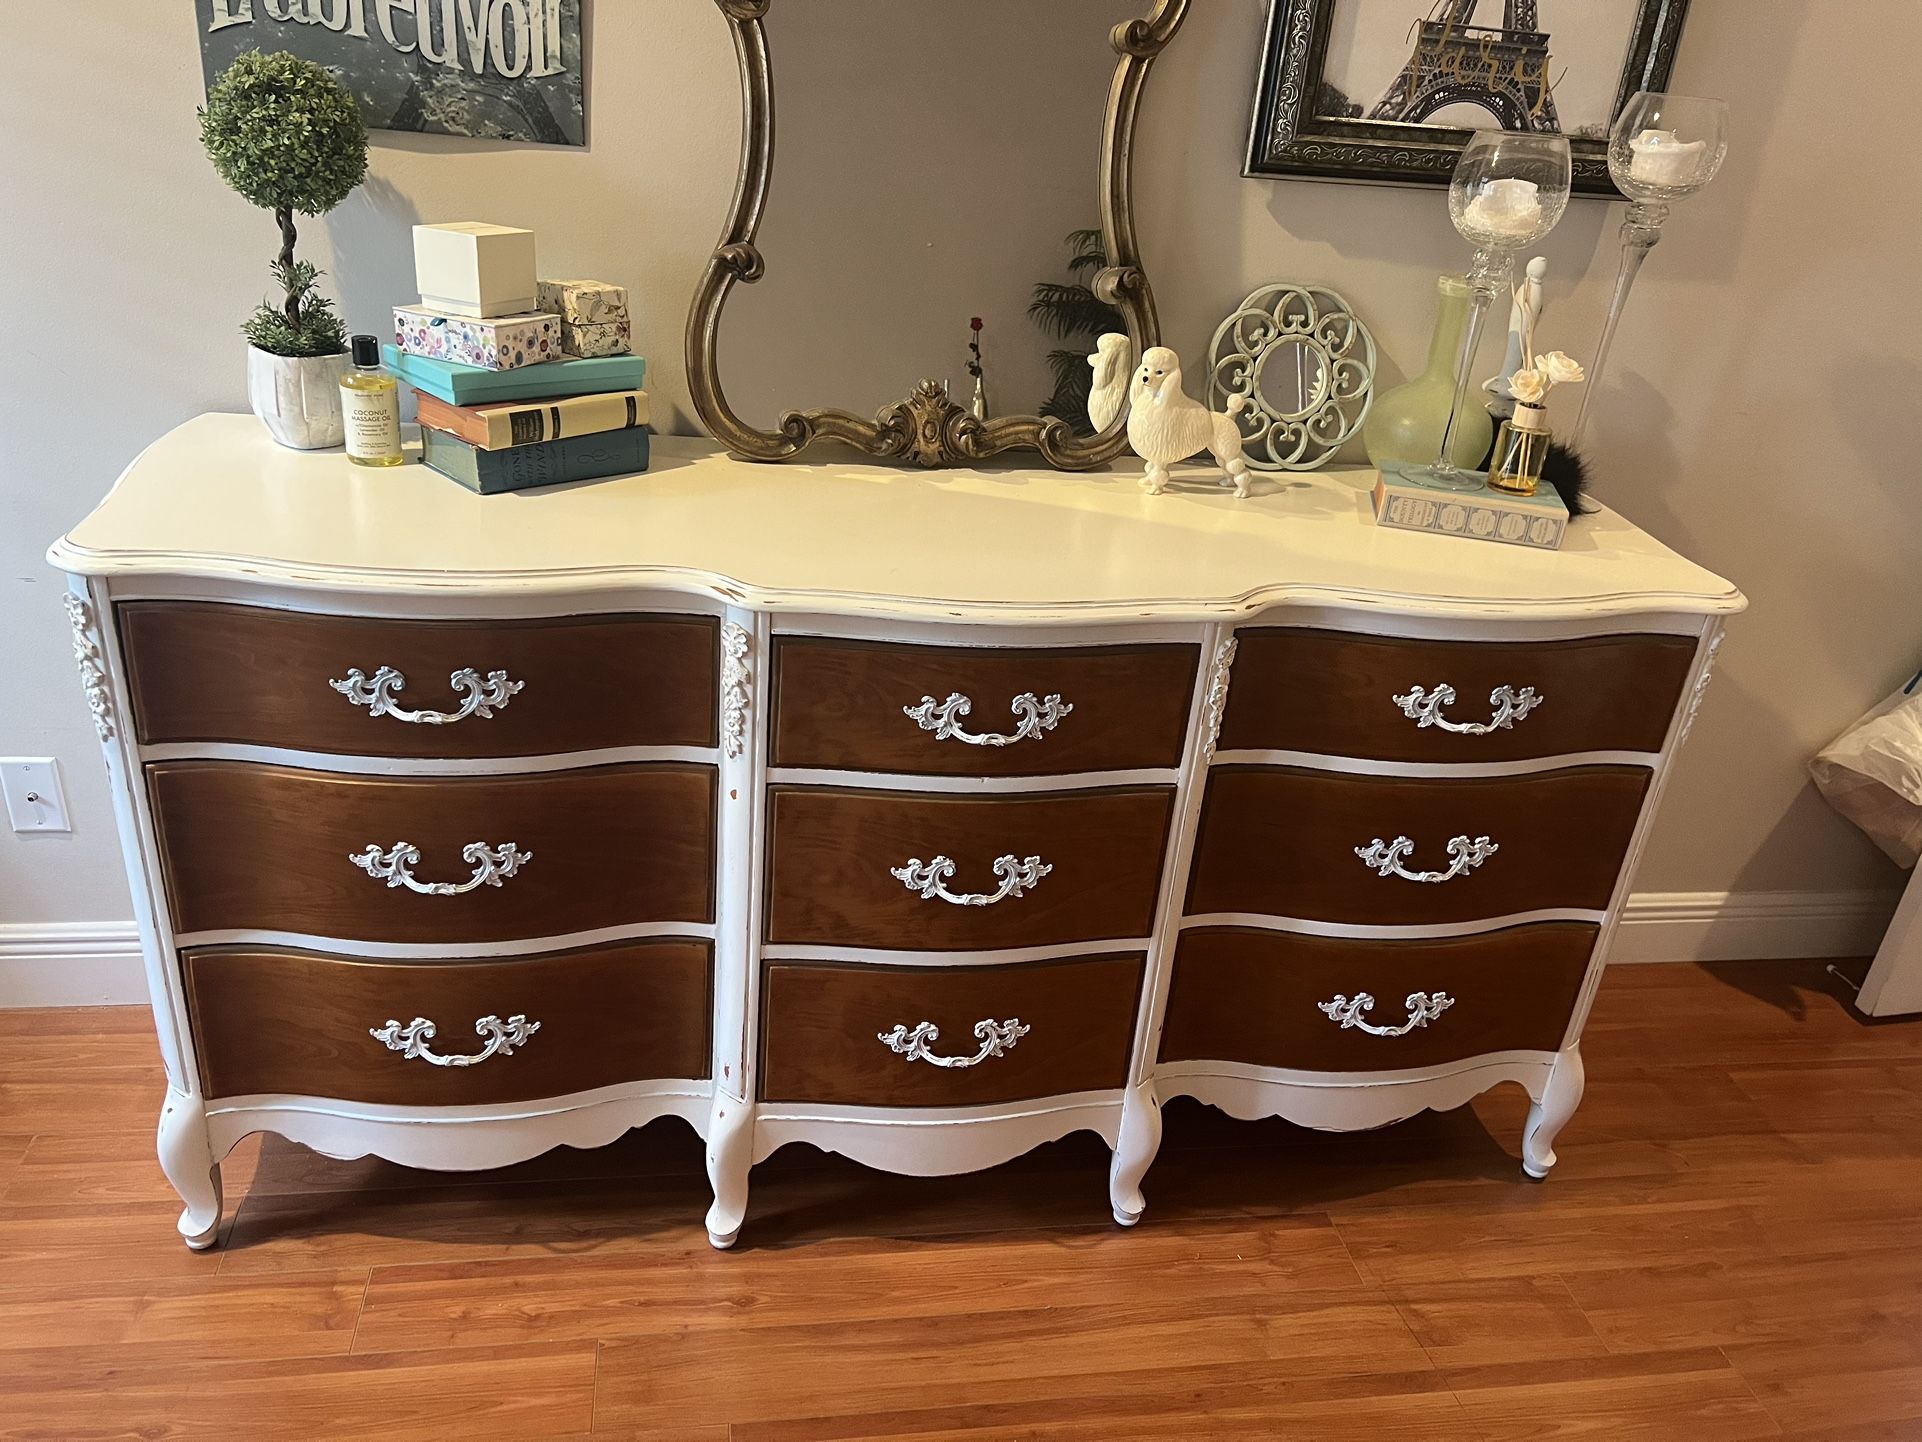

{"left": 1628, "top": 129, "right": 1707, "bottom": 187}
{"left": 1463, "top": 177, "right": 1543, "bottom": 237}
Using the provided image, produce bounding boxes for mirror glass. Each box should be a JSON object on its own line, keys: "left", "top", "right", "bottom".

{"left": 1257, "top": 337, "right": 1329, "bottom": 421}
{"left": 718, "top": 1, "right": 1139, "bottom": 435}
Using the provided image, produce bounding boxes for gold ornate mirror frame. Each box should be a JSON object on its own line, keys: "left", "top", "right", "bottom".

{"left": 686, "top": 0, "right": 1189, "bottom": 470}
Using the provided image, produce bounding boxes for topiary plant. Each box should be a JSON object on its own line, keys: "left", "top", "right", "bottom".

{"left": 199, "top": 50, "right": 369, "bottom": 358}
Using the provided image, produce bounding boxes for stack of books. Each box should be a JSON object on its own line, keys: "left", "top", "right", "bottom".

{"left": 396, "top": 223, "right": 650, "bottom": 494}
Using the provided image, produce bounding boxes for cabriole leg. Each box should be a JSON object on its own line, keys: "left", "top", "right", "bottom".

{"left": 704, "top": 1093, "right": 755, "bottom": 1249}
{"left": 157, "top": 1091, "right": 223, "bottom": 1250}
{"left": 1522, "top": 1044, "right": 1585, "bottom": 1180}
{"left": 1109, "top": 1079, "right": 1163, "bottom": 1226}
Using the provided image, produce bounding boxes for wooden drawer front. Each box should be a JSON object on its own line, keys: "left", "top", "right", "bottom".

{"left": 1159, "top": 924, "right": 1594, "bottom": 1071}
{"left": 769, "top": 636, "right": 1199, "bottom": 776}
{"left": 1187, "top": 765, "right": 1649, "bottom": 926}
{"left": 120, "top": 601, "right": 719, "bottom": 757}
{"left": 1218, "top": 628, "right": 1696, "bottom": 761}
{"left": 186, "top": 941, "right": 712, "bottom": 1104}
{"left": 151, "top": 761, "right": 715, "bottom": 943}
{"left": 760, "top": 954, "right": 1143, "bottom": 1106}
{"left": 765, "top": 785, "right": 1175, "bottom": 949}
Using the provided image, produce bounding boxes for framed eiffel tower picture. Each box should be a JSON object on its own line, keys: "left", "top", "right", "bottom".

{"left": 1246, "top": 0, "right": 1692, "bottom": 196}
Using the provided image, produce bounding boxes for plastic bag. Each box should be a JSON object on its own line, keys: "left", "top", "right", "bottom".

{"left": 1809, "top": 674, "right": 1922, "bottom": 868}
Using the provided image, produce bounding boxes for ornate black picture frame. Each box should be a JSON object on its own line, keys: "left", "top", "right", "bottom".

{"left": 1245, "top": 0, "right": 1692, "bottom": 197}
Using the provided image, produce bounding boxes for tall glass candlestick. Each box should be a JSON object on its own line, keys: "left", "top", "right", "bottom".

{"left": 1569, "top": 92, "right": 1729, "bottom": 449}
{"left": 1411, "top": 132, "right": 1571, "bottom": 492}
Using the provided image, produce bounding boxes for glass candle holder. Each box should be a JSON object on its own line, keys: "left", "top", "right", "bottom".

{"left": 1570, "top": 91, "right": 1729, "bottom": 448}
{"left": 1408, "top": 132, "right": 1571, "bottom": 492}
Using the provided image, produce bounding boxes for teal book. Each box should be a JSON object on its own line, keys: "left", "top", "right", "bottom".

{"left": 386, "top": 344, "right": 647, "bottom": 406}
{"left": 421, "top": 425, "right": 651, "bottom": 494}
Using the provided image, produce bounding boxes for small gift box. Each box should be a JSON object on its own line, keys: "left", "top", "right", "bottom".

{"left": 561, "top": 318, "right": 633, "bottom": 358}
{"left": 413, "top": 223, "right": 537, "bottom": 319}
{"left": 394, "top": 306, "right": 561, "bottom": 371}
{"left": 537, "top": 278, "right": 629, "bottom": 327}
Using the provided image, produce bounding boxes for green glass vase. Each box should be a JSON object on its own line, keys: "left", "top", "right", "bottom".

{"left": 1364, "top": 274, "right": 1494, "bottom": 472}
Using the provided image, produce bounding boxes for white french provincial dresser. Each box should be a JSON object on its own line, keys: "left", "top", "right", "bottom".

{"left": 50, "top": 415, "right": 1742, "bottom": 1249}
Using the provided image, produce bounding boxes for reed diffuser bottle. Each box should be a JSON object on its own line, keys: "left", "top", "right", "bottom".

{"left": 1487, "top": 399, "right": 1552, "bottom": 494}
{"left": 1487, "top": 348, "right": 1584, "bottom": 495}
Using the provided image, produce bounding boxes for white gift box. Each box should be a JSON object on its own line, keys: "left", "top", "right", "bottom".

{"left": 413, "top": 222, "right": 537, "bottom": 319}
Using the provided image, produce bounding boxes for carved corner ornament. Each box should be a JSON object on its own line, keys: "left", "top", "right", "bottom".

{"left": 686, "top": 0, "right": 1191, "bottom": 470}
{"left": 720, "top": 622, "right": 751, "bottom": 759}
{"left": 64, "top": 593, "right": 113, "bottom": 742}
{"left": 1201, "top": 635, "right": 1238, "bottom": 761}
{"left": 1677, "top": 630, "right": 1725, "bottom": 748}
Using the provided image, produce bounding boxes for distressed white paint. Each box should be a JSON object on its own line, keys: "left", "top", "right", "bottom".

{"left": 49, "top": 419, "right": 1745, "bottom": 1248}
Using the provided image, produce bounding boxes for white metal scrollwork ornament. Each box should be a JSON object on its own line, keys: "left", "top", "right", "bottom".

{"left": 1355, "top": 835, "right": 1497, "bottom": 883}
{"left": 1317, "top": 991, "right": 1455, "bottom": 1037}
{"left": 1207, "top": 283, "right": 1377, "bottom": 471}
{"left": 890, "top": 854, "right": 1051, "bottom": 906}
{"left": 330, "top": 666, "right": 524, "bottom": 725}
{"left": 1393, "top": 683, "right": 1542, "bottom": 735}
{"left": 350, "top": 841, "right": 532, "bottom": 895}
{"left": 369, "top": 1013, "right": 540, "bottom": 1067}
{"left": 878, "top": 1018, "right": 1031, "bottom": 1068}
{"left": 903, "top": 692, "right": 1072, "bottom": 747}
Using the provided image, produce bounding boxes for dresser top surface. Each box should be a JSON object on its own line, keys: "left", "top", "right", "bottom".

{"left": 50, "top": 414, "right": 1742, "bottom": 623}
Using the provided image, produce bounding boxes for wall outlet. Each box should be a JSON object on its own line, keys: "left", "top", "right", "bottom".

{"left": 2, "top": 759, "right": 70, "bottom": 833}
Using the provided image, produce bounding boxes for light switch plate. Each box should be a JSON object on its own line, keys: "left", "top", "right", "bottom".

{"left": 2, "top": 759, "right": 70, "bottom": 833}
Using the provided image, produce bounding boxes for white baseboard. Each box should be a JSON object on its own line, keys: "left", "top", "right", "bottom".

{"left": 1609, "top": 889, "right": 1899, "bottom": 965}
{"left": 0, "top": 892, "right": 1904, "bottom": 1007}
{"left": 0, "top": 922, "right": 146, "bottom": 1007}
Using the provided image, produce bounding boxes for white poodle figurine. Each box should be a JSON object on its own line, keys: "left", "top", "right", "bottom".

{"left": 1087, "top": 332, "right": 1133, "bottom": 433}
{"left": 1126, "top": 346, "right": 1251, "bottom": 498}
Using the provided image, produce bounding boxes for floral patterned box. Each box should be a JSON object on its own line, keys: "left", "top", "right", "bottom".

{"left": 561, "top": 318, "right": 633, "bottom": 358}
{"left": 394, "top": 306, "right": 561, "bottom": 371}
{"left": 537, "top": 278, "right": 629, "bottom": 327}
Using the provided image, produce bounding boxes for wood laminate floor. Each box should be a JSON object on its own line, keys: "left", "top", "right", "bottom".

{"left": 1, "top": 958, "right": 1917, "bottom": 1440}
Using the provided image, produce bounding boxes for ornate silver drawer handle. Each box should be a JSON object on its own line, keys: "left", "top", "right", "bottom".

{"left": 878, "top": 1018, "right": 1031, "bottom": 1068}
{"left": 1393, "top": 683, "right": 1541, "bottom": 735}
{"left": 890, "top": 854, "right": 1051, "bottom": 906}
{"left": 903, "top": 692, "right": 1073, "bottom": 746}
{"left": 330, "top": 666, "right": 525, "bottom": 725}
{"left": 369, "top": 1013, "right": 540, "bottom": 1067}
{"left": 1318, "top": 991, "right": 1455, "bottom": 1037}
{"left": 1355, "top": 835, "right": 1497, "bottom": 883}
{"left": 350, "top": 841, "right": 532, "bottom": 895}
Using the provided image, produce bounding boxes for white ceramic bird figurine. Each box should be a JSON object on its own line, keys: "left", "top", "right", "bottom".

{"left": 1126, "top": 346, "right": 1251, "bottom": 498}
{"left": 1087, "top": 332, "right": 1133, "bottom": 433}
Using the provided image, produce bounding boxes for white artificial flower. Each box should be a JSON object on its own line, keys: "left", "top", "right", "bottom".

{"left": 1508, "top": 366, "right": 1547, "bottom": 404}
{"left": 1538, "top": 351, "right": 1586, "bottom": 385}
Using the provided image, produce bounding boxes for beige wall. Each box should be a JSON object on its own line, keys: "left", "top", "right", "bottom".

{"left": 3, "top": 0, "right": 1917, "bottom": 933}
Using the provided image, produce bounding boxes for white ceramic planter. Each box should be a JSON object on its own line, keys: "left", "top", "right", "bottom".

{"left": 246, "top": 346, "right": 350, "bottom": 450}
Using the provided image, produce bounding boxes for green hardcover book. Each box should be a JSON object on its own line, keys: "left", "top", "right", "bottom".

{"left": 421, "top": 425, "right": 651, "bottom": 494}
{"left": 386, "top": 344, "right": 647, "bottom": 406}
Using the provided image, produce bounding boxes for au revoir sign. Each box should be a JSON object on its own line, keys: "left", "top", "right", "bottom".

{"left": 198, "top": 0, "right": 585, "bottom": 147}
